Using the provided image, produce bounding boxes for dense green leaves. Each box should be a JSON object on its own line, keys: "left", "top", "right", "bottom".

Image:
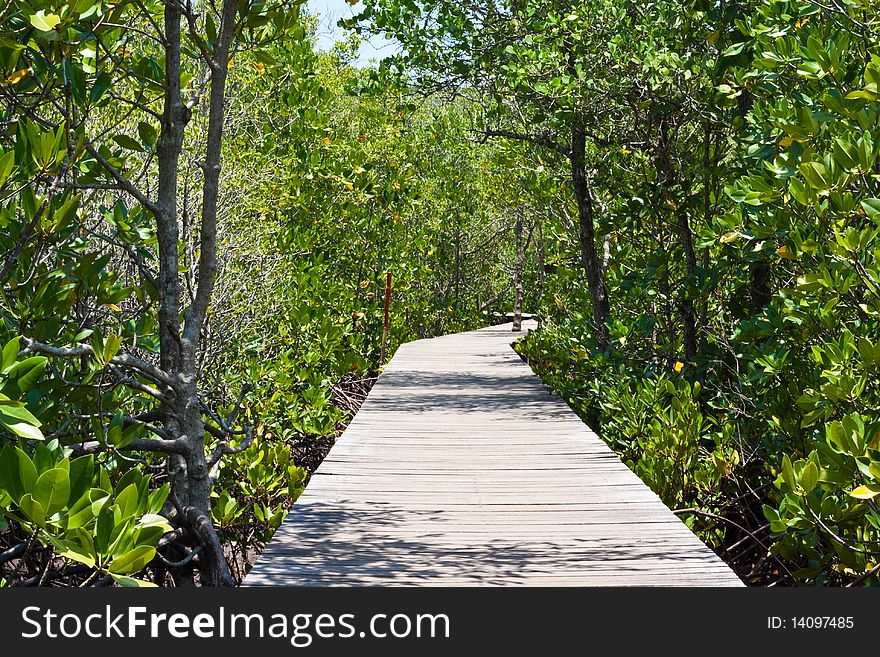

{"left": 0, "top": 439, "right": 170, "bottom": 583}
{"left": 0, "top": 0, "right": 311, "bottom": 586}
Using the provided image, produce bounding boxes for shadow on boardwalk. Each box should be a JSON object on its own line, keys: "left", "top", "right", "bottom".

{"left": 367, "top": 370, "right": 569, "bottom": 418}
{"left": 246, "top": 503, "right": 730, "bottom": 586}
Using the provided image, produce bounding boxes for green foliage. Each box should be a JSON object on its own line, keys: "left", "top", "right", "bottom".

{"left": 520, "top": 327, "right": 738, "bottom": 525}
{"left": 211, "top": 36, "right": 525, "bottom": 443}
{"left": 212, "top": 439, "right": 306, "bottom": 546}
{"left": 0, "top": 439, "right": 170, "bottom": 586}
{"left": 0, "top": 0, "right": 313, "bottom": 586}
{"left": 0, "top": 338, "right": 45, "bottom": 441}
{"left": 717, "top": 0, "right": 880, "bottom": 583}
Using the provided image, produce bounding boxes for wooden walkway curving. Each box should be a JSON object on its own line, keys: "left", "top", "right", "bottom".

{"left": 244, "top": 321, "right": 743, "bottom": 586}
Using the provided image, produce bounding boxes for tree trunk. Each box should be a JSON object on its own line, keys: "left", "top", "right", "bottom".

{"left": 676, "top": 207, "right": 698, "bottom": 361}
{"left": 750, "top": 262, "right": 772, "bottom": 312}
{"left": 154, "top": 0, "right": 239, "bottom": 587}
{"left": 735, "top": 89, "right": 773, "bottom": 314}
{"left": 155, "top": 2, "right": 187, "bottom": 374}
{"left": 657, "top": 119, "right": 697, "bottom": 361}
{"left": 536, "top": 215, "right": 545, "bottom": 313}
{"left": 570, "top": 121, "right": 610, "bottom": 348}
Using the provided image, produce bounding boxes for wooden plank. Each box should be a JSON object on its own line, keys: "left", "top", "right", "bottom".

{"left": 244, "top": 321, "right": 743, "bottom": 587}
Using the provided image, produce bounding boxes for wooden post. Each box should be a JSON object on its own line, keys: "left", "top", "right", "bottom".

{"left": 380, "top": 271, "right": 391, "bottom": 364}
{"left": 513, "top": 208, "right": 524, "bottom": 332}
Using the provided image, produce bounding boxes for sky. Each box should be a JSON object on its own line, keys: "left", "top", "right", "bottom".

{"left": 306, "top": 0, "right": 399, "bottom": 67}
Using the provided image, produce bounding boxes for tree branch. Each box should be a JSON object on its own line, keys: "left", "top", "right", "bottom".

{"left": 68, "top": 410, "right": 172, "bottom": 441}
{"left": 673, "top": 507, "right": 796, "bottom": 582}
{"left": 69, "top": 437, "right": 190, "bottom": 457}
{"left": 181, "top": 0, "right": 239, "bottom": 365}
{"left": 207, "top": 426, "right": 253, "bottom": 469}
{"left": 0, "top": 541, "right": 29, "bottom": 566}
{"left": 478, "top": 128, "right": 571, "bottom": 157}
{"left": 82, "top": 141, "right": 162, "bottom": 217}
{"left": 20, "top": 338, "right": 177, "bottom": 392}
{"left": 0, "top": 172, "right": 64, "bottom": 282}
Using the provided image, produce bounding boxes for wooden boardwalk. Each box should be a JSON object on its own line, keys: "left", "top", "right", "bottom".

{"left": 244, "top": 321, "right": 743, "bottom": 586}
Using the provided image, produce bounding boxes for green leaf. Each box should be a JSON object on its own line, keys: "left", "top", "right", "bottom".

{"left": 788, "top": 177, "right": 813, "bottom": 206}
{"left": 861, "top": 198, "right": 880, "bottom": 219}
{"left": 832, "top": 139, "right": 859, "bottom": 170}
{"left": 105, "top": 412, "right": 125, "bottom": 448}
{"left": 29, "top": 10, "right": 61, "bottom": 32}
{"left": 137, "top": 122, "right": 157, "bottom": 149}
{"left": 15, "top": 448, "right": 37, "bottom": 495}
{"left": 3, "top": 421, "right": 43, "bottom": 441}
{"left": 95, "top": 503, "right": 114, "bottom": 553}
{"left": 18, "top": 493, "right": 46, "bottom": 525}
{"left": 797, "top": 60, "right": 823, "bottom": 78}
{"left": 103, "top": 334, "right": 122, "bottom": 364}
{"left": 1, "top": 337, "right": 19, "bottom": 371}
{"left": 114, "top": 424, "right": 140, "bottom": 450}
{"left": 114, "top": 483, "right": 139, "bottom": 520}
{"left": 137, "top": 513, "right": 172, "bottom": 533}
{"left": 57, "top": 537, "right": 96, "bottom": 568}
{"left": 849, "top": 484, "right": 880, "bottom": 499}
{"left": 858, "top": 135, "right": 877, "bottom": 171}
{"left": 33, "top": 467, "right": 70, "bottom": 516}
{"left": 845, "top": 90, "right": 877, "bottom": 101}
{"left": 5, "top": 356, "right": 47, "bottom": 394}
{"left": 108, "top": 546, "right": 156, "bottom": 574}
{"left": 0, "top": 150, "right": 15, "bottom": 189}
{"left": 50, "top": 195, "right": 81, "bottom": 233}
{"left": 781, "top": 454, "right": 796, "bottom": 491}
{"left": 722, "top": 42, "right": 746, "bottom": 57}
{"left": 0, "top": 444, "right": 22, "bottom": 501}
{"left": 801, "top": 462, "right": 819, "bottom": 493}
{"left": 110, "top": 574, "right": 157, "bottom": 587}
{"left": 146, "top": 484, "right": 170, "bottom": 515}
{"left": 0, "top": 405, "right": 44, "bottom": 440}
{"left": 33, "top": 441, "right": 53, "bottom": 475}
{"left": 113, "top": 134, "right": 145, "bottom": 152}
{"left": 800, "top": 161, "right": 832, "bottom": 190}
{"left": 68, "top": 455, "right": 94, "bottom": 503}
{"left": 90, "top": 71, "right": 112, "bottom": 104}
{"left": 65, "top": 492, "right": 99, "bottom": 530}
{"left": 762, "top": 504, "right": 780, "bottom": 523}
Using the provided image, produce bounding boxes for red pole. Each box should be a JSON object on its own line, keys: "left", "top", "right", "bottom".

{"left": 380, "top": 272, "right": 391, "bottom": 364}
